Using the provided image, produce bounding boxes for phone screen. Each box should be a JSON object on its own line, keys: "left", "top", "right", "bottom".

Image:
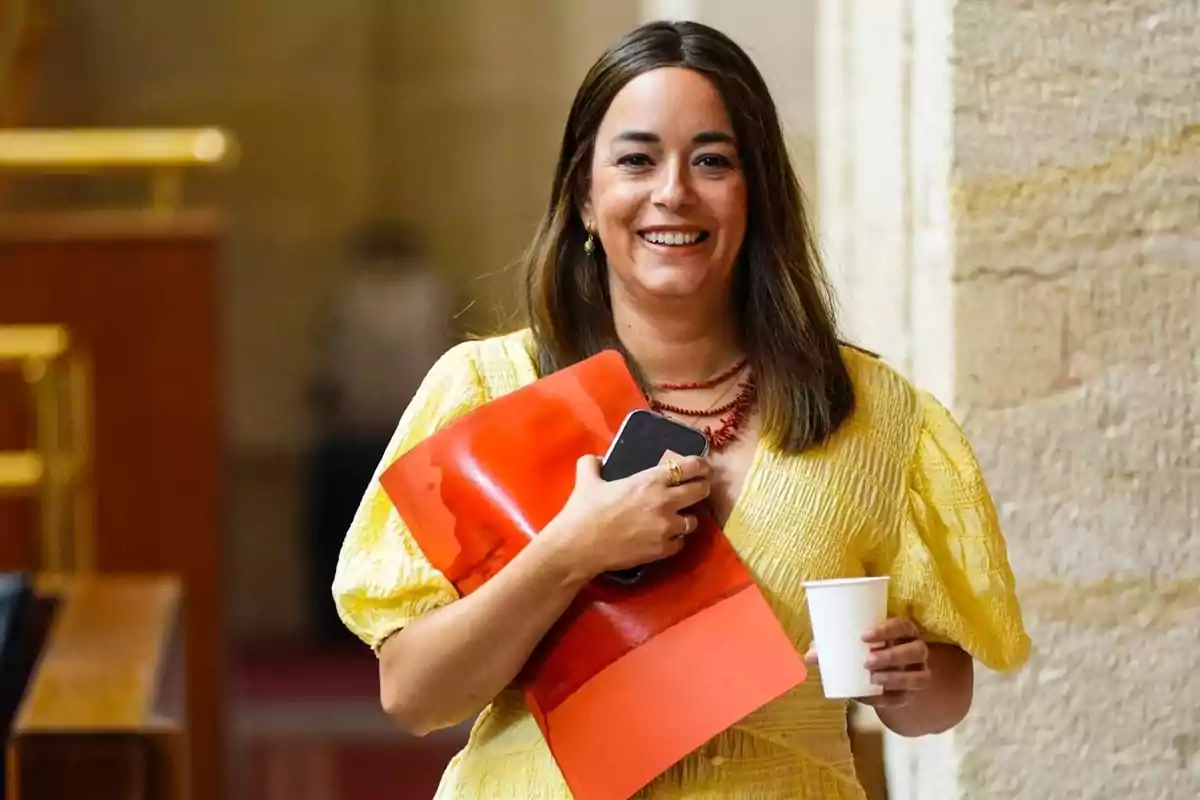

{"left": 600, "top": 410, "right": 709, "bottom": 482}
{"left": 599, "top": 410, "right": 709, "bottom": 584}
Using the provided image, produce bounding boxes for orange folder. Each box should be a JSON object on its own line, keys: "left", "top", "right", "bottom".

{"left": 380, "top": 350, "right": 806, "bottom": 800}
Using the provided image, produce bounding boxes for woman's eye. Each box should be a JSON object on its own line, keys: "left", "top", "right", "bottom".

{"left": 696, "top": 154, "right": 733, "bottom": 169}
{"left": 616, "top": 153, "right": 653, "bottom": 168}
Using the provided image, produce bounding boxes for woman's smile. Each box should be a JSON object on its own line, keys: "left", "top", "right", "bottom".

{"left": 637, "top": 227, "right": 710, "bottom": 249}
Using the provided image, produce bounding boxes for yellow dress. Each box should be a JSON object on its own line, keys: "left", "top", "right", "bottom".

{"left": 332, "top": 329, "right": 1031, "bottom": 799}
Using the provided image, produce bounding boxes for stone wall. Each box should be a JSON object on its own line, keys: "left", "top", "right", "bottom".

{"left": 819, "top": 0, "right": 1199, "bottom": 797}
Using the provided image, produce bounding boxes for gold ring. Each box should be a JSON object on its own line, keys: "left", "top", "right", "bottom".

{"left": 665, "top": 460, "right": 685, "bottom": 487}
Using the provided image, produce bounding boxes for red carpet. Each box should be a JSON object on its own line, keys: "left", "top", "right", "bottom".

{"left": 234, "top": 643, "right": 468, "bottom": 800}
{"left": 234, "top": 642, "right": 380, "bottom": 700}
{"left": 245, "top": 736, "right": 464, "bottom": 800}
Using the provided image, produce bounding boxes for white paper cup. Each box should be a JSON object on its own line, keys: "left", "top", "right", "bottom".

{"left": 802, "top": 576, "right": 890, "bottom": 699}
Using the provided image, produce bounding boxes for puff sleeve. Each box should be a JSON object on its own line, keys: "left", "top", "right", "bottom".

{"left": 331, "top": 341, "right": 487, "bottom": 653}
{"left": 887, "top": 391, "right": 1031, "bottom": 672}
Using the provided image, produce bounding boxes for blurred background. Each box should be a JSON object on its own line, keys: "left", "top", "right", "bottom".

{"left": 0, "top": 1, "right": 1195, "bottom": 799}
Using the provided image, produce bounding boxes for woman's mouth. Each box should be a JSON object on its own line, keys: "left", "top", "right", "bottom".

{"left": 638, "top": 229, "right": 710, "bottom": 247}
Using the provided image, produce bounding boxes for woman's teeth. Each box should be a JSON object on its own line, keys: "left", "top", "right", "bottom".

{"left": 640, "top": 230, "right": 706, "bottom": 246}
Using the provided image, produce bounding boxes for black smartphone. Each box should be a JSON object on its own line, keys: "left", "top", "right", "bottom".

{"left": 599, "top": 409, "right": 710, "bottom": 584}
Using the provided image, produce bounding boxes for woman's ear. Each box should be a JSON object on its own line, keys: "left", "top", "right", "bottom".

{"left": 577, "top": 196, "right": 593, "bottom": 230}
{"left": 574, "top": 168, "right": 593, "bottom": 228}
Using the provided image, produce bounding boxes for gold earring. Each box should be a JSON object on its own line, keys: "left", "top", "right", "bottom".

{"left": 583, "top": 223, "right": 596, "bottom": 255}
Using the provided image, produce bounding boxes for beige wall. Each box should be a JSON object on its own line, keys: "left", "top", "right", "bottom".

{"left": 29, "top": 2, "right": 371, "bottom": 456}
{"left": 372, "top": 2, "right": 639, "bottom": 338}
{"left": 820, "top": 0, "right": 1199, "bottom": 796}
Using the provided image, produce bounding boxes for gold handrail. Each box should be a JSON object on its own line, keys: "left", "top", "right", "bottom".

{"left": 0, "top": 127, "right": 235, "bottom": 170}
{"left": 0, "top": 127, "right": 238, "bottom": 210}
{"left": 0, "top": 324, "right": 68, "bottom": 360}
{"left": 0, "top": 451, "right": 43, "bottom": 490}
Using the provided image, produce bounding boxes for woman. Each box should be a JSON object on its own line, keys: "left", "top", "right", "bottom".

{"left": 333, "top": 20, "right": 1030, "bottom": 799}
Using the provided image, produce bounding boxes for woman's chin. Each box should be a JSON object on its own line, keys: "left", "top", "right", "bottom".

{"left": 631, "top": 266, "right": 715, "bottom": 300}
{"left": 637, "top": 280, "right": 707, "bottom": 301}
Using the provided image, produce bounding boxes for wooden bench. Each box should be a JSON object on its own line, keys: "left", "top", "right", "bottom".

{"left": 4, "top": 575, "right": 186, "bottom": 800}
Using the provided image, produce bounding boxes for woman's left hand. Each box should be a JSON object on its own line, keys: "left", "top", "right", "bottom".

{"left": 858, "top": 617, "right": 931, "bottom": 707}
{"left": 804, "top": 617, "right": 931, "bottom": 708}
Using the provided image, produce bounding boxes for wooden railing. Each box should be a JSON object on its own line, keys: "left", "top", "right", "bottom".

{"left": 0, "top": 325, "right": 94, "bottom": 577}
{"left": 5, "top": 574, "right": 187, "bottom": 800}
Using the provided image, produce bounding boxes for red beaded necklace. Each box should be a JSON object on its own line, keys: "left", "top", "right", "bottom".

{"left": 648, "top": 357, "right": 756, "bottom": 451}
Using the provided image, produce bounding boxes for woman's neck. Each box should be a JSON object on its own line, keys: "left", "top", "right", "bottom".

{"left": 611, "top": 296, "right": 743, "bottom": 386}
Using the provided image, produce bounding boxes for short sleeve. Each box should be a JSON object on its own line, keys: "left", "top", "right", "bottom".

{"left": 331, "top": 341, "right": 487, "bottom": 653}
{"left": 887, "top": 391, "right": 1031, "bottom": 672}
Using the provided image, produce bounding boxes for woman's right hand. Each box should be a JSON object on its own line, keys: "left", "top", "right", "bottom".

{"left": 546, "top": 454, "right": 712, "bottom": 579}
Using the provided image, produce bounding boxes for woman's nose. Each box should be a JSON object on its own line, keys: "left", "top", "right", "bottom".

{"left": 650, "top": 158, "right": 695, "bottom": 211}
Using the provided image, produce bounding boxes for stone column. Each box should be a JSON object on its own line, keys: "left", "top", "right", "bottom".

{"left": 819, "top": 0, "right": 1200, "bottom": 797}
{"left": 640, "top": 0, "right": 699, "bottom": 23}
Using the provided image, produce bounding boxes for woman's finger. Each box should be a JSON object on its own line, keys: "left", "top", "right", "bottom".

{"left": 865, "top": 638, "right": 929, "bottom": 670}
{"left": 863, "top": 617, "right": 919, "bottom": 644}
{"left": 860, "top": 689, "right": 914, "bottom": 708}
{"left": 870, "top": 666, "right": 932, "bottom": 693}
{"left": 671, "top": 513, "right": 698, "bottom": 539}
{"left": 657, "top": 455, "right": 711, "bottom": 487}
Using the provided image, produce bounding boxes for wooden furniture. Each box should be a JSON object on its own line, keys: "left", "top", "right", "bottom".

{"left": 5, "top": 574, "right": 186, "bottom": 800}
{"left": 0, "top": 211, "right": 223, "bottom": 800}
{"left": 0, "top": 325, "right": 95, "bottom": 575}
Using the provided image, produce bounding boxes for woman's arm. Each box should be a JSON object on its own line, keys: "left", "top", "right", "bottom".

{"left": 872, "top": 642, "right": 974, "bottom": 737}
{"left": 378, "top": 454, "right": 711, "bottom": 736}
{"left": 378, "top": 526, "right": 588, "bottom": 736}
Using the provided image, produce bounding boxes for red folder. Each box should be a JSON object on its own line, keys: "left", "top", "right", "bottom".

{"left": 380, "top": 350, "right": 805, "bottom": 800}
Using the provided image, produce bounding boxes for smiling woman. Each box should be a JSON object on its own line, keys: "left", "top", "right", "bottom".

{"left": 332, "top": 19, "right": 1030, "bottom": 800}
{"left": 589, "top": 68, "right": 747, "bottom": 306}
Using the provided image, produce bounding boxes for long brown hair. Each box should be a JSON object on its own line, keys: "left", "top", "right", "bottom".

{"left": 522, "top": 20, "right": 854, "bottom": 453}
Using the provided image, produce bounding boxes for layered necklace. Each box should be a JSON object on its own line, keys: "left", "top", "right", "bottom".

{"left": 647, "top": 357, "right": 756, "bottom": 451}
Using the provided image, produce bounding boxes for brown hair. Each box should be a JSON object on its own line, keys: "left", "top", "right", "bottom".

{"left": 521, "top": 20, "right": 854, "bottom": 452}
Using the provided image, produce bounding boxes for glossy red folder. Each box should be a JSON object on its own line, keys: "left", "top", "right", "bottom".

{"left": 380, "top": 350, "right": 805, "bottom": 800}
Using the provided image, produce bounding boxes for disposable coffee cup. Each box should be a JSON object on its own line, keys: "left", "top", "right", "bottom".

{"left": 802, "top": 576, "right": 890, "bottom": 699}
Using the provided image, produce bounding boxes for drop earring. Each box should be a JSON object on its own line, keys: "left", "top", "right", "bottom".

{"left": 583, "top": 222, "right": 596, "bottom": 256}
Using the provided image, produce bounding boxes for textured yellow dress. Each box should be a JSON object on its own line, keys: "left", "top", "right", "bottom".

{"left": 332, "top": 329, "right": 1030, "bottom": 799}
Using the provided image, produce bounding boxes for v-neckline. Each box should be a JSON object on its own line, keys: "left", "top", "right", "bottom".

{"left": 713, "top": 433, "right": 767, "bottom": 537}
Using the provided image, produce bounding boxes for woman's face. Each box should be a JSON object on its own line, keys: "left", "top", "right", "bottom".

{"left": 585, "top": 67, "right": 748, "bottom": 305}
